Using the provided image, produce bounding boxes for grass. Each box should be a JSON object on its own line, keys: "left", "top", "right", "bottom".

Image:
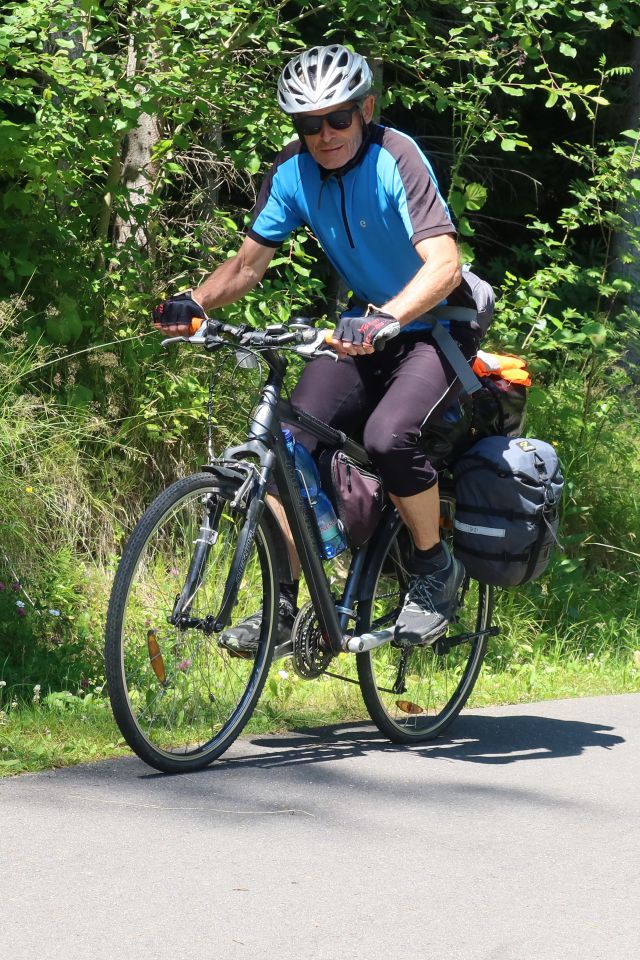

{"left": 1, "top": 307, "right": 639, "bottom": 777}
{"left": 2, "top": 645, "right": 638, "bottom": 777}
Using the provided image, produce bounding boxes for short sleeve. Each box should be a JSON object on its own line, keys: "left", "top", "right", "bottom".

{"left": 248, "top": 146, "right": 305, "bottom": 247}
{"left": 380, "top": 130, "right": 455, "bottom": 245}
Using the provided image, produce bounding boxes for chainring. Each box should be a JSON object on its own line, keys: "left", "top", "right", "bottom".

{"left": 291, "top": 600, "right": 333, "bottom": 679}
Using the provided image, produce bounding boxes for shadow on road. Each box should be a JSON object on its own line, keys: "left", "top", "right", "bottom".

{"left": 220, "top": 712, "right": 625, "bottom": 771}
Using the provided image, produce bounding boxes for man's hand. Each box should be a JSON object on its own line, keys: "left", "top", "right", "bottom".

{"left": 152, "top": 290, "right": 207, "bottom": 335}
{"left": 330, "top": 310, "right": 401, "bottom": 357}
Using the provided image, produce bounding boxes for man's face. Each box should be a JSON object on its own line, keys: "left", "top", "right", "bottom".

{"left": 299, "top": 95, "right": 375, "bottom": 170}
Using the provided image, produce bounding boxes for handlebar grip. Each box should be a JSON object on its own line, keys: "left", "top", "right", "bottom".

{"left": 188, "top": 317, "right": 205, "bottom": 335}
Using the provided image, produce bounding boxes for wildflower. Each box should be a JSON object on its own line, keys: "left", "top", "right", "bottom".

{"left": 17, "top": 607, "right": 26, "bottom": 618}
{"left": 2, "top": 745, "right": 8, "bottom": 751}
{"left": 48, "top": 609, "right": 61, "bottom": 617}
{"left": 177, "top": 658, "right": 192, "bottom": 671}
{"left": 586, "top": 652, "right": 594, "bottom": 661}
{"left": 0, "top": 582, "right": 5, "bottom": 591}
{"left": 16, "top": 600, "right": 25, "bottom": 608}
{"left": 278, "top": 669, "right": 289, "bottom": 680}
{"left": 0, "top": 712, "right": 7, "bottom": 726}
{"left": 10, "top": 582, "right": 20, "bottom": 592}
{"left": 32, "top": 684, "right": 41, "bottom": 704}
{"left": 25, "top": 486, "right": 33, "bottom": 494}
{"left": 0, "top": 680, "right": 6, "bottom": 687}
{"left": 80, "top": 678, "right": 90, "bottom": 689}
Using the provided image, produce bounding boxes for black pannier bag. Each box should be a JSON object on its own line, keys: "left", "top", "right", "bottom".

{"left": 472, "top": 376, "right": 527, "bottom": 439}
{"left": 420, "top": 377, "right": 527, "bottom": 469}
{"left": 319, "top": 449, "right": 385, "bottom": 549}
{"left": 452, "top": 436, "right": 564, "bottom": 587}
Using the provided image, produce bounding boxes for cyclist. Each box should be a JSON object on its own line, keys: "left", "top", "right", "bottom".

{"left": 153, "top": 44, "right": 484, "bottom": 655}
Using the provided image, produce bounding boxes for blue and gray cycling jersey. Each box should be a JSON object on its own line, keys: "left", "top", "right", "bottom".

{"left": 248, "top": 124, "right": 456, "bottom": 331}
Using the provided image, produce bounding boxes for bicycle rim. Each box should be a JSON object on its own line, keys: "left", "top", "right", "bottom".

{"left": 357, "top": 515, "right": 492, "bottom": 742}
{"left": 105, "top": 473, "right": 278, "bottom": 772}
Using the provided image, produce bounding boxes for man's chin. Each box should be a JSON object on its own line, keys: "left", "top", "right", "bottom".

{"left": 315, "top": 148, "right": 347, "bottom": 169}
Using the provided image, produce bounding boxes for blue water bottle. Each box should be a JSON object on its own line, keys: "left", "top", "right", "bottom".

{"left": 283, "top": 429, "right": 346, "bottom": 559}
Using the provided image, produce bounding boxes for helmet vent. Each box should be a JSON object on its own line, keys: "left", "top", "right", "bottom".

{"left": 278, "top": 44, "right": 372, "bottom": 115}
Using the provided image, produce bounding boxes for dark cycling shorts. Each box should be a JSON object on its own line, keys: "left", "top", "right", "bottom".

{"left": 288, "top": 328, "right": 478, "bottom": 498}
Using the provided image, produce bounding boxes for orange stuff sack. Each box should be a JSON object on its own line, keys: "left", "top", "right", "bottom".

{"left": 472, "top": 350, "right": 532, "bottom": 387}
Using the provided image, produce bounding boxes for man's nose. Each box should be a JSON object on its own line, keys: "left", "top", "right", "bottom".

{"left": 319, "top": 120, "right": 334, "bottom": 141}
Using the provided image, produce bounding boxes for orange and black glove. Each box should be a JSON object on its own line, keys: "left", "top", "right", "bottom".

{"left": 333, "top": 310, "right": 400, "bottom": 349}
{"left": 152, "top": 290, "right": 207, "bottom": 328}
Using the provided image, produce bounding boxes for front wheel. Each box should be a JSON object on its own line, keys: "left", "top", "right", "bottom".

{"left": 105, "top": 473, "right": 281, "bottom": 773}
{"left": 356, "top": 511, "right": 493, "bottom": 743}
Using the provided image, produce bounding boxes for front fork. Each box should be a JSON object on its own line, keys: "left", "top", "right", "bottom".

{"left": 170, "top": 494, "right": 225, "bottom": 625}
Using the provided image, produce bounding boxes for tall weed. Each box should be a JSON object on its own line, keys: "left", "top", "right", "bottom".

{"left": 0, "top": 297, "right": 114, "bottom": 692}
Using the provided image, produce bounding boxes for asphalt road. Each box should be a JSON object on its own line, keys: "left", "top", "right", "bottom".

{"left": 1, "top": 694, "right": 638, "bottom": 960}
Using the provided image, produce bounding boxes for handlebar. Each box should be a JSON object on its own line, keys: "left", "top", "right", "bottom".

{"left": 161, "top": 317, "right": 336, "bottom": 358}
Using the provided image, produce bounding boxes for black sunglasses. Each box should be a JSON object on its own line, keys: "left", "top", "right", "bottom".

{"left": 293, "top": 103, "right": 361, "bottom": 137}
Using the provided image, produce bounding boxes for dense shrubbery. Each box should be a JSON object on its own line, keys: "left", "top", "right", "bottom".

{"left": 1, "top": 1, "right": 639, "bottom": 701}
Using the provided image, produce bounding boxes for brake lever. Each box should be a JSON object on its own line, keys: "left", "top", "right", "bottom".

{"left": 296, "top": 327, "right": 337, "bottom": 357}
{"left": 161, "top": 321, "right": 211, "bottom": 349}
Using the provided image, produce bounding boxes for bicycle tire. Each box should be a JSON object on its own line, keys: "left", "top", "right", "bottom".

{"left": 356, "top": 504, "right": 493, "bottom": 743}
{"left": 105, "top": 472, "right": 281, "bottom": 773}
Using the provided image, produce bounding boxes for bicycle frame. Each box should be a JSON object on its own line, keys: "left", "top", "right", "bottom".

{"left": 202, "top": 349, "right": 380, "bottom": 655}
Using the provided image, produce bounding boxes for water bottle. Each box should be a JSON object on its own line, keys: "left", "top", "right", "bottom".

{"left": 282, "top": 429, "right": 346, "bottom": 559}
{"left": 313, "top": 490, "right": 347, "bottom": 559}
{"left": 283, "top": 429, "right": 320, "bottom": 500}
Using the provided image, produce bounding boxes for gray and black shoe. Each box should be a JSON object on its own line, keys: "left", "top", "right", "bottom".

{"left": 393, "top": 544, "right": 465, "bottom": 647}
{"left": 219, "top": 596, "right": 296, "bottom": 659}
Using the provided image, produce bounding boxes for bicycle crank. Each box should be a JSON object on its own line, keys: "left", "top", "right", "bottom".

{"left": 291, "top": 601, "right": 333, "bottom": 679}
{"left": 346, "top": 629, "right": 395, "bottom": 653}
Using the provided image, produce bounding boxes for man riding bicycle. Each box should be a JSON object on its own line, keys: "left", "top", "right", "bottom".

{"left": 153, "top": 44, "right": 486, "bottom": 656}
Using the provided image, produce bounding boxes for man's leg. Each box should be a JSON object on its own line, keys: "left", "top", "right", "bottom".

{"left": 270, "top": 351, "right": 373, "bottom": 575}
{"left": 389, "top": 484, "right": 440, "bottom": 551}
{"left": 361, "top": 334, "right": 469, "bottom": 645}
{"left": 221, "top": 354, "right": 373, "bottom": 655}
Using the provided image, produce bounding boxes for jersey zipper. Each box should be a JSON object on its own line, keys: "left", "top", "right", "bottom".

{"left": 336, "top": 175, "right": 355, "bottom": 249}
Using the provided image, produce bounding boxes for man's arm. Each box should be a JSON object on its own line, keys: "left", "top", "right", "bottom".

{"left": 381, "top": 234, "right": 461, "bottom": 325}
{"left": 193, "top": 237, "right": 276, "bottom": 311}
{"left": 153, "top": 237, "right": 276, "bottom": 334}
{"left": 330, "top": 233, "right": 461, "bottom": 356}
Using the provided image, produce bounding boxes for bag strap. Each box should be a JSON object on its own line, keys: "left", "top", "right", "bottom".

{"left": 430, "top": 319, "right": 483, "bottom": 396}
{"left": 430, "top": 305, "right": 479, "bottom": 324}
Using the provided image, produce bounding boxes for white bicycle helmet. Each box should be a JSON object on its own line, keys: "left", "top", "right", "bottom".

{"left": 278, "top": 45, "right": 373, "bottom": 115}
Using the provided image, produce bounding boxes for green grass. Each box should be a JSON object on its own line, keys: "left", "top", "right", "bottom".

{"left": 2, "top": 648, "right": 638, "bottom": 777}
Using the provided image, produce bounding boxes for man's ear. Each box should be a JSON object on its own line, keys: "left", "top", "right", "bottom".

{"left": 361, "top": 95, "right": 376, "bottom": 123}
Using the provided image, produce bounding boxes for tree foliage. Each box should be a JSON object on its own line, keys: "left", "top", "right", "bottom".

{"left": 0, "top": 1, "right": 638, "bottom": 331}
{"left": 2, "top": 1, "right": 640, "bottom": 695}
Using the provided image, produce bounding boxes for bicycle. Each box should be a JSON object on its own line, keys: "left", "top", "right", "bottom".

{"left": 104, "top": 317, "right": 499, "bottom": 773}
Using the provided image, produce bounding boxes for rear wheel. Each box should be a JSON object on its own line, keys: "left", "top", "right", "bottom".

{"left": 357, "top": 507, "right": 492, "bottom": 742}
{"left": 105, "top": 473, "right": 280, "bottom": 772}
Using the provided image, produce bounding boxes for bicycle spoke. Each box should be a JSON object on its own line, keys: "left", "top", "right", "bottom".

{"left": 105, "top": 475, "right": 279, "bottom": 772}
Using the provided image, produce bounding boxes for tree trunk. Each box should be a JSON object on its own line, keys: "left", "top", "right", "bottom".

{"left": 112, "top": 25, "right": 161, "bottom": 253}
{"left": 613, "top": 36, "right": 640, "bottom": 314}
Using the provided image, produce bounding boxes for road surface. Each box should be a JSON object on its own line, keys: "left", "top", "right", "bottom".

{"left": 1, "top": 694, "right": 638, "bottom": 960}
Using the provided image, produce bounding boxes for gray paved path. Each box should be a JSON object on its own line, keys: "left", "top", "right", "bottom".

{"left": 1, "top": 694, "right": 639, "bottom": 960}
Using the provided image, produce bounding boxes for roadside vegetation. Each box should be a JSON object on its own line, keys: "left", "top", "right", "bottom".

{"left": 1, "top": 2, "right": 639, "bottom": 775}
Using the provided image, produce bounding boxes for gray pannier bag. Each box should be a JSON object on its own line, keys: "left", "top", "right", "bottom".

{"left": 452, "top": 436, "right": 564, "bottom": 587}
